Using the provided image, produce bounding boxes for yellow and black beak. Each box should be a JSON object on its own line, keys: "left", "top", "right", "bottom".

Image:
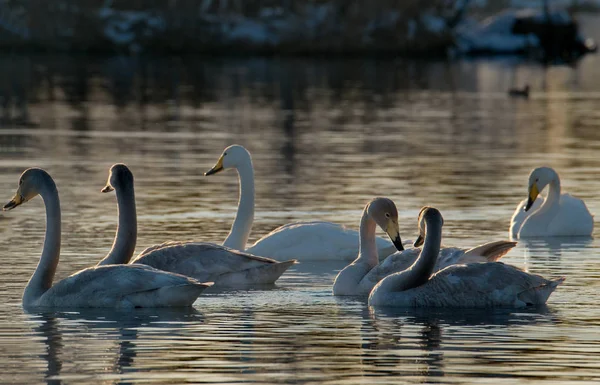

{"left": 413, "top": 234, "right": 424, "bottom": 247}
{"left": 101, "top": 184, "right": 114, "bottom": 193}
{"left": 386, "top": 220, "right": 404, "bottom": 251}
{"left": 524, "top": 184, "right": 539, "bottom": 212}
{"left": 204, "top": 155, "right": 225, "bottom": 176}
{"left": 3, "top": 192, "right": 24, "bottom": 211}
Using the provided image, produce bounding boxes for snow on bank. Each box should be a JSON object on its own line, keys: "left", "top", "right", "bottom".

{"left": 454, "top": 8, "right": 592, "bottom": 55}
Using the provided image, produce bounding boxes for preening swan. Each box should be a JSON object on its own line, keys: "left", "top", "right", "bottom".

{"left": 333, "top": 199, "right": 516, "bottom": 296}
{"left": 205, "top": 145, "right": 397, "bottom": 261}
{"left": 100, "top": 164, "right": 296, "bottom": 287}
{"left": 3, "top": 168, "right": 211, "bottom": 309}
{"left": 510, "top": 167, "right": 593, "bottom": 238}
{"left": 369, "top": 207, "right": 564, "bottom": 308}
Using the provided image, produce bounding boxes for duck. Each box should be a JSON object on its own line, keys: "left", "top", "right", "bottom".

{"left": 508, "top": 84, "right": 530, "bottom": 98}
{"left": 369, "top": 207, "right": 564, "bottom": 308}
{"left": 510, "top": 166, "right": 593, "bottom": 238}
{"left": 333, "top": 198, "right": 516, "bottom": 296}
{"left": 204, "top": 145, "right": 398, "bottom": 261}
{"left": 100, "top": 164, "right": 296, "bottom": 287}
{"left": 3, "top": 168, "right": 211, "bottom": 309}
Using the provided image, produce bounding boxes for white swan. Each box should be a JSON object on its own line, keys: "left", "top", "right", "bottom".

{"left": 3, "top": 168, "right": 211, "bottom": 309}
{"left": 204, "top": 145, "right": 397, "bottom": 261}
{"left": 333, "top": 199, "right": 516, "bottom": 296}
{"left": 510, "top": 166, "right": 594, "bottom": 238}
{"left": 100, "top": 164, "right": 296, "bottom": 287}
{"left": 369, "top": 207, "right": 564, "bottom": 308}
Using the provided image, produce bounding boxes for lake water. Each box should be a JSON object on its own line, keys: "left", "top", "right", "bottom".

{"left": 2, "top": 21, "right": 600, "bottom": 385}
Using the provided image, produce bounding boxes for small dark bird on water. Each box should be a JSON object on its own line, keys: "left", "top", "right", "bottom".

{"left": 508, "top": 84, "right": 530, "bottom": 98}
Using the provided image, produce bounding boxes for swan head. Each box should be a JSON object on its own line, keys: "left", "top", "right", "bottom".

{"left": 3, "top": 168, "right": 51, "bottom": 210}
{"left": 367, "top": 197, "right": 403, "bottom": 251}
{"left": 101, "top": 164, "right": 134, "bottom": 193}
{"left": 205, "top": 145, "right": 251, "bottom": 176}
{"left": 413, "top": 207, "right": 444, "bottom": 247}
{"left": 525, "top": 167, "right": 557, "bottom": 211}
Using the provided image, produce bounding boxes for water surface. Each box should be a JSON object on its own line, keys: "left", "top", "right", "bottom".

{"left": 2, "top": 31, "right": 600, "bottom": 383}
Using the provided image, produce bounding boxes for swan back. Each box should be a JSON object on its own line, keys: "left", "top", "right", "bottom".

{"left": 369, "top": 262, "right": 564, "bottom": 308}
{"left": 246, "top": 221, "right": 396, "bottom": 261}
{"left": 33, "top": 264, "right": 211, "bottom": 308}
{"left": 374, "top": 239, "right": 516, "bottom": 282}
{"left": 133, "top": 241, "right": 295, "bottom": 285}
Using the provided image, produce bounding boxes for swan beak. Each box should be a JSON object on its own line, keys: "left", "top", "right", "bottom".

{"left": 101, "top": 185, "right": 114, "bottom": 193}
{"left": 3, "top": 193, "right": 24, "bottom": 211}
{"left": 413, "top": 234, "right": 424, "bottom": 247}
{"left": 205, "top": 155, "right": 224, "bottom": 176}
{"left": 525, "top": 184, "right": 539, "bottom": 212}
{"left": 392, "top": 234, "right": 404, "bottom": 251}
{"left": 386, "top": 222, "right": 404, "bottom": 251}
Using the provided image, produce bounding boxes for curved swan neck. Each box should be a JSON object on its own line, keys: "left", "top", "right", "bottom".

{"left": 24, "top": 176, "right": 61, "bottom": 304}
{"left": 537, "top": 174, "right": 561, "bottom": 214}
{"left": 332, "top": 208, "right": 379, "bottom": 295}
{"left": 223, "top": 159, "right": 254, "bottom": 250}
{"left": 357, "top": 209, "right": 379, "bottom": 267}
{"left": 98, "top": 183, "right": 137, "bottom": 265}
{"left": 409, "top": 219, "right": 441, "bottom": 287}
{"left": 373, "top": 217, "right": 441, "bottom": 295}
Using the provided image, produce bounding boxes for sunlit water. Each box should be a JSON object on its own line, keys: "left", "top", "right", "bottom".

{"left": 2, "top": 20, "right": 600, "bottom": 385}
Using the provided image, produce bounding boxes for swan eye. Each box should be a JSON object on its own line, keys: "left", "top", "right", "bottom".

{"left": 385, "top": 213, "right": 390, "bottom": 218}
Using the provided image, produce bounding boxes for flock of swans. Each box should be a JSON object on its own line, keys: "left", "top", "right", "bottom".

{"left": 3, "top": 145, "right": 593, "bottom": 309}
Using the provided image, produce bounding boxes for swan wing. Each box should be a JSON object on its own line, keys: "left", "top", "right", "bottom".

{"left": 454, "top": 240, "right": 517, "bottom": 264}
{"left": 37, "top": 264, "right": 210, "bottom": 308}
{"left": 369, "top": 240, "right": 516, "bottom": 286}
{"left": 246, "top": 220, "right": 394, "bottom": 261}
{"left": 399, "top": 263, "right": 562, "bottom": 307}
{"left": 133, "top": 242, "right": 293, "bottom": 284}
{"left": 546, "top": 194, "right": 594, "bottom": 236}
{"left": 518, "top": 193, "right": 593, "bottom": 237}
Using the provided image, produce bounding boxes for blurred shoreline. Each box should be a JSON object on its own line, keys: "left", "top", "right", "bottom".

{"left": 0, "top": 1, "right": 597, "bottom": 58}
{"left": 0, "top": 0, "right": 472, "bottom": 56}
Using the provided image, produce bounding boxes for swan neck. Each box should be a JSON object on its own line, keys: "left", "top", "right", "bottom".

{"left": 545, "top": 177, "right": 561, "bottom": 205}
{"left": 373, "top": 217, "right": 441, "bottom": 295}
{"left": 411, "top": 220, "right": 442, "bottom": 286}
{"left": 357, "top": 209, "right": 378, "bottom": 267}
{"left": 99, "top": 183, "right": 137, "bottom": 265}
{"left": 537, "top": 175, "right": 561, "bottom": 214}
{"left": 223, "top": 160, "right": 254, "bottom": 250}
{"left": 24, "top": 177, "right": 61, "bottom": 304}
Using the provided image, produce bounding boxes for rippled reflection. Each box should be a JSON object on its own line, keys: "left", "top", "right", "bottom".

{"left": 1, "top": 19, "right": 600, "bottom": 383}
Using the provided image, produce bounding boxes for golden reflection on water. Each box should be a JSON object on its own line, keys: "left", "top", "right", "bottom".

{"left": 0, "top": 51, "right": 599, "bottom": 384}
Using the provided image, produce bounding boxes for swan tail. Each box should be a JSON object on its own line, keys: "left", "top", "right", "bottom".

{"left": 462, "top": 241, "right": 517, "bottom": 263}
{"left": 125, "top": 282, "right": 213, "bottom": 307}
{"left": 517, "top": 277, "right": 565, "bottom": 306}
{"left": 214, "top": 260, "right": 297, "bottom": 286}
